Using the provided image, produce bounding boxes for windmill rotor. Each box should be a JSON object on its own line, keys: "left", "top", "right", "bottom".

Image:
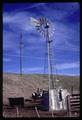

{"left": 30, "top": 17, "right": 55, "bottom": 39}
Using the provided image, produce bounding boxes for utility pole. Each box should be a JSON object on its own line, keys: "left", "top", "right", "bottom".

{"left": 20, "top": 33, "right": 24, "bottom": 77}
{"left": 19, "top": 33, "right": 25, "bottom": 95}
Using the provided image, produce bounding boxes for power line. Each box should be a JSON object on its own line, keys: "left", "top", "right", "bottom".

{"left": 3, "top": 54, "right": 57, "bottom": 60}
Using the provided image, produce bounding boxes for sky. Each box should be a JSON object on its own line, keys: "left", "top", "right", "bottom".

{"left": 3, "top": 2, "right": 80, "bottom": 76}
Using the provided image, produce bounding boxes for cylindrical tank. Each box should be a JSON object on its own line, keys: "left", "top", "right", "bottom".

{"left": 49, "top": 89, "right": 60, "bottom": 111}
{"left": 41, "top": 89, "right": 70, "bottom": 111}
{"left": 58, "top": 89, "right": 70, "bottom": 110}
{"left": 41, "top": 91, "right": 49, "bottom": 111}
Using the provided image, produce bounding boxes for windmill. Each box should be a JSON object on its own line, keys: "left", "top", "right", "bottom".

{"left": 31, "top": 17, "right": 60, "bottom": 111}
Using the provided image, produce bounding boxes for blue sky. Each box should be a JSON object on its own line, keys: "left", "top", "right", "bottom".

{"left": 3, "top": 3, "right": 80, "bottom": 76}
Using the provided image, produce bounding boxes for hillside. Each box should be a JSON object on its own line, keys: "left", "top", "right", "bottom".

{"left": 3, "top": 73, "right": 80, "bottom": 104}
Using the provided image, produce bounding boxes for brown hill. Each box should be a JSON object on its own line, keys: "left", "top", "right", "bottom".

{"left": 3, "top": 73, "right": 80, "bottom": 104}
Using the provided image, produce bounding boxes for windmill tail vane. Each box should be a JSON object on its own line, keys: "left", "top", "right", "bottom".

{"left": 30, "top": 17, "right": 48, "bottom": 27}
{"left": 30, "top": 17, "right": 40, "bottom": 26}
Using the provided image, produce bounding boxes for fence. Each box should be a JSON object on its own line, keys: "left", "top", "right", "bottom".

{"left": 66, "top": 93, "right": 80, "bottom": 117}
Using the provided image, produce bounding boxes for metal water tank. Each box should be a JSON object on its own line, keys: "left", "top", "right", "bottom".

{"left": 58, "top": 89, "right": 70, "bottom": 110}
{"left": 49, "top": 89, "right": 60, "bottom": 111}
{"left": 41, "top": 91, "right": 49, "bottom": 111}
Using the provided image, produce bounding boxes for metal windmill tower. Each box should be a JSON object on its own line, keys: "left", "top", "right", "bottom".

{"left": 31, "top": 17, "right": 59, "bottom": 111}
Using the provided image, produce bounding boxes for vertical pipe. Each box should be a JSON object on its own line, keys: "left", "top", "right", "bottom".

{"left": 45, "top": 21, "right": 51, "bottom": 111}
{"left": 47, "top": 36, "right": 51, "bottom": 111}
{"left": 47, "top": 38, "right": 51, "bottom": 92}
{"left": 16, "top": 106, "right": 19, "bottom": 117}
{"left": 45, "top": 20, "right": 59, "bottom": 111}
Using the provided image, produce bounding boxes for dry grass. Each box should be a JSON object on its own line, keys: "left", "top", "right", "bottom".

{"left": 3, "top": 73, "right": 80, "bottom": 104}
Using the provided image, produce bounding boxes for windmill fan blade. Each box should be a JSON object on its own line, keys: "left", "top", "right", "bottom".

{"left": 30, "top": 17, "right": 40, "bottom": 26}
{"left": 39, "top": 18, "right": 45, "bottom": 25}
